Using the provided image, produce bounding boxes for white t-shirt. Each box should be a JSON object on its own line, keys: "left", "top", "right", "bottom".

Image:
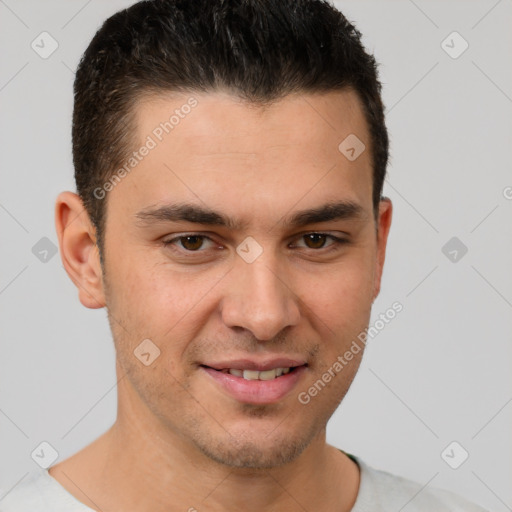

{"left": 0, "top": 455, "right": 489, "bottom": 511}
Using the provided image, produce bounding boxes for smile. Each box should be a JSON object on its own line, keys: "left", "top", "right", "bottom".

{"left": 201, "top": 364, "right": 307, "bottom": 404}
{"left": 221, "top": 367, "right": 292, "bottom": 380}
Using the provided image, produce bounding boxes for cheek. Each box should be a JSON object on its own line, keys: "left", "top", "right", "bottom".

{"left": 296, "top": 254, "right": 375, "bottom": 332}
{"left": 108, "top": 255, "right": 226, "bottom": 348}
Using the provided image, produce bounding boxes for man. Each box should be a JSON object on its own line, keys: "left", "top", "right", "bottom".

{"left": 1, "top": 0, "right": 488, "bottom": 510}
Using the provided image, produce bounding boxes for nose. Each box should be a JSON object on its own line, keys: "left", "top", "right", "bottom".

{"left": 220, "top": 250, "right": 301, "bottom": 341}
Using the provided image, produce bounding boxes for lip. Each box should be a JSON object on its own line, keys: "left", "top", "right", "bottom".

{"left": 201, "top": 364, "right": 308, "bottom": 404}
{"left": 202, "top": 357, "right": 307, "bottom": 372}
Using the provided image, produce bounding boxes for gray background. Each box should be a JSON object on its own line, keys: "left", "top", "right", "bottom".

{"left": 1, "top": 1, "right": 511, "bottom": 510}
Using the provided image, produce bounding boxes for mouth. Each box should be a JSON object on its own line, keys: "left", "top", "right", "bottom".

{"left": 200, "top": 365, "right": 302, "bottom": 380}
{"left": 199, "top": 362, "right": 308, "bottom": 404}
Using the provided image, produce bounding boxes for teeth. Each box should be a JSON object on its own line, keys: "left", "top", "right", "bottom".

{"left": 258, "top": 369, "right": 277, "bottom": 380}
{"left": 243, "top": 370, "right": 260, "bottom": 380}
{"left": 227, "top": 368, "right": 292, "bottom": 380}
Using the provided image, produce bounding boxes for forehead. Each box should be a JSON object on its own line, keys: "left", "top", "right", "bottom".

{"left": 135, "top": 88, "right": 369, "bottom": 155}
{"left": 107, "top": 89, "right": 373, "bottom": 228}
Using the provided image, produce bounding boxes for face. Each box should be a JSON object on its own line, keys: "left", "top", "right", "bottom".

{"left": 88, "top": 89, "right": 391, "bottom": 469}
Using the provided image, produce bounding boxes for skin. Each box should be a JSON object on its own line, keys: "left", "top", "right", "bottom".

{"left": 52, "top": 88, "right": 392, "bottom": 512}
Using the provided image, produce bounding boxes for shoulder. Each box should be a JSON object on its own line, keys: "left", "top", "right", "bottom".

{"left": 351, "top": 456, "right": 489, "bottom": 512}
{"left": 0, "top": 468, "right": 92, "bottom": 512}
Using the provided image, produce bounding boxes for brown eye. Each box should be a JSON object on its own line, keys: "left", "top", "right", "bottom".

{"left": 163, "top": 234, "right": 215, "bottom": 252}
{"left": 292, "top": 233, "right": 348, "bottom": 251}
{"left": 178, "top": 235, "right": 205, "bottom": 251}
{"left": 303, "top": 233, "right": 328, "bottom": 249}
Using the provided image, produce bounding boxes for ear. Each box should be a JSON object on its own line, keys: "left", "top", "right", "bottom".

{"left": 55, "top": 191, "right": 106, "bottom": 309}
{"left": 372, "top": 197, "right": 393, "bottom": 301}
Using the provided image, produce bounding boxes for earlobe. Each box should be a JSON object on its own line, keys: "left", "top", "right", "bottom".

{"left": 372, "top": 198, "right": 393, "bottom": 301}
{"left": 55, "top": 191, "right": 106, "bottom": 309}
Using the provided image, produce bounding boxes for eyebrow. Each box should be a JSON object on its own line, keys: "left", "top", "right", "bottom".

{"left": 134, "top": 200, "right": 366, "bottom": 230}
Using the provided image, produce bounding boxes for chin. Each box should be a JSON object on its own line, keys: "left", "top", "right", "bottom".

{"left": 192, "top": 427, "right": 315, "bottom": 469}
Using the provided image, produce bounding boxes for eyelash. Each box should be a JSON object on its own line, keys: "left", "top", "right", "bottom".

{"left": 162, "top": 233, "right": 349, "bottom": 254}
